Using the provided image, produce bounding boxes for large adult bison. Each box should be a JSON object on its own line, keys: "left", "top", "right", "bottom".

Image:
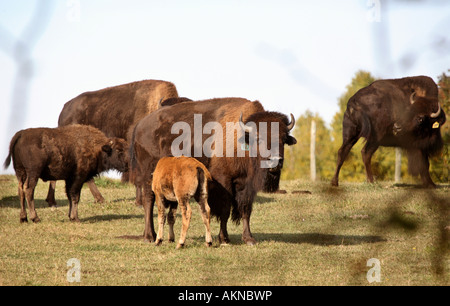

{"left": 331, "top": 76, "right": 446, "bottom": 188}
{"left": 130, "top": 98, "right": 296, "bottom": 245}
{"left": 4, "top": 125, "right": 128, "bottom": 223}
{"left": 46, "top": 80, "right": 183, "bottom": 206}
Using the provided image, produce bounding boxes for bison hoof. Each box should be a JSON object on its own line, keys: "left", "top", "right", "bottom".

{"left": 218, "top": 235, "right": 230, "bottom": 245}
{"left": 45, "top": 199, "right": 57, "bottom": 207}
{"left": 94, "top": 197, "right": 105, "bottom": 204}
{"left": 243, "top": 237, "right": 256, "bottom": 246}
{"left": 424, "top": 183, "right": 437, "bottom": 189}
{"left": 143, "top": 233, "right": 156, "bottom": 243}
{"left": 32, "top": 217, "right": 41, "bottom": 223}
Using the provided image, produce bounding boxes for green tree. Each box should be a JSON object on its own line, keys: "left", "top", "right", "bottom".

{"left": 430, "top": 71, "right": 450, "bottom": 183}
{"left": 282, "top": 110, "right": 333, "bottom": 180}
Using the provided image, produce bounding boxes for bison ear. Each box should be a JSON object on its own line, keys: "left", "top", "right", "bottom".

{"left": 286, "top": 135, "right": 297, "bottom": 146}
{"left": 102, "top": 144, "right": 113, "bottom": 155}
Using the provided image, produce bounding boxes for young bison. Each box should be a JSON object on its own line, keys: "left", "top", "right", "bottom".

{"left": 4, "top": 124, "right": 128, "bottom": 223}
{"left": 151, "top": 157, "right": 213, "bottom": 249}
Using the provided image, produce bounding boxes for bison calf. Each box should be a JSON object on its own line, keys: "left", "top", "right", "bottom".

{"left": 151, "top": 157, "right": 213, "bottom": 249}
{"left": 4, "top": 124, "right": 128, "bottom": 223}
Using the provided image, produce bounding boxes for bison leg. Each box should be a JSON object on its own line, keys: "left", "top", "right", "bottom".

{"left": 143, "top": 184, "right": 157, "bottom": 242}
{"left": 17, "top": 176, "right": 27, "bottom": 223}
{"left": 45, "top": 181, "right": 57, "bottom": 207}
{"left": 87, "top": 178, "right": 105, "bottom": 203}
{"left": 154, "top": 193, "right": 166, "bottom": 246}
{"left": 207, "top": 180, "right": 232, "bottom": 244}
{"left": 420, "top": 167, "right": 436, "bottom": 188}
{"left": 135, "top": 186, "right": 143, "bottom": 207}
{"left": 419, "top": 156, "right": 436, "bottom": 188}
{"left": 198, "top": 194, "right": 213, "bottom": 247}
{"left": 177, "top": 197, "right": 192, "bottom": 249}
{"left": 407, "top": 149, "right": 436, "bottom": 188}
{"left": 361, "top": 142, "right": 379, "bottom": 183}
{"left": 167, "top": 201, "right": 178, "bottom": 243}
{"left": 241, "top": 213, "right": 256, "bottom": 246}
{"left": 218, "top": 216, "right": 230, "bottom": 245}
{"left": 66, "top": 179, "right": 83, "bottom": 222}
{"left": 331, "top": 122, "right": 360, "bottom": 187}
{"left": 236, "top": 187, "right": 256, "bottom": 245}
{"left": 24, "top": 176, "right": 40, "bottom": 223}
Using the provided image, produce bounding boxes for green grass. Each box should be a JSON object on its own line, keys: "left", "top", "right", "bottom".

{"left": 0, "top": 175, "right": 448, "bottom": 286}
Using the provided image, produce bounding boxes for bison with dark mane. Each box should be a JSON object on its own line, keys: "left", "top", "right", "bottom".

{"left": 331, "top": 76, "right": 446, "bottom": 188}
{"left": 129, "top": 98, "right": 296, "bottom": 245}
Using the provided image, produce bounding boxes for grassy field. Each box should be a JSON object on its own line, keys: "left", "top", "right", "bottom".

{"left": 0, "top": 175, "right": 448, "bottom": 286}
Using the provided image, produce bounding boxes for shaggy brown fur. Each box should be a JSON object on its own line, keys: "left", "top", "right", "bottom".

{"left": 331, "top": 76, "right": 446, "bottom": 188}
{"left": 58, "top": 80, "right": 180, "bottom": 139}
{"left": 4, "top": 125, "right": 128, "bottom": 223}
{"left": 152, "top": 156, "right": 213, "bottom": 249}
{"left": 130, "top": 98, "right": 296, "bottom": 245}
{"left": 47, "top": 80, "right": 180, "bottom": 206}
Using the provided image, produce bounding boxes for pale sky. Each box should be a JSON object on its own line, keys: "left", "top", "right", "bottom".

{"left": 1, "top": 0, "right": 450, "bottom": 174}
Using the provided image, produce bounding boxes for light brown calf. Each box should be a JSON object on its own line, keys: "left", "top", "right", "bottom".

{"left": 151, "top": 156, "right": 213, "bottom": 249}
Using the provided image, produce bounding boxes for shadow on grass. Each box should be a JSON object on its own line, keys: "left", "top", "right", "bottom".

{"left": 132, "top": 232, "right": 386, "bottom": 246}
{"left": 252, "top": 232, "right": 386, "bottom": 246}
{"left": 0, "top": 196, "right": 69, "bottom": 208}
{"left": 254, "top": 194, "right": 275, "bottom": 204}
{"left": 81, "top": 214, "right": 143, "bottom": 223}
{"left": 390, "top": 183, "right": 450, "bottom": 189}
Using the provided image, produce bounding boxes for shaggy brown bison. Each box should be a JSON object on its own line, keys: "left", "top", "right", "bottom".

{"left": 130, "top": 98, "right": 296, "bottom": 245}
{"left": 331, "top": 76, "right": 446, "bottom": 187}
{"left": 152, "top": 156, "right": 213, "bottom": 249}
{"left": 4, "top": 125, "right": 128, "bottom": 223}
{"left": 47, "top": 79, "right": 182, "bottom": 206}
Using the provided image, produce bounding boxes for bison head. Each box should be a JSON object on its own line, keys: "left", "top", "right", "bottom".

{"left": 100, "top": 138, "right": 129, "bottom": 173}
{"left": 403, "top": 93, "right": 446, "bottom": 154}
{"left": 239, "top": 111, "right": 297, "bottom": 192}
{"left": 408, "top": 93, "right": 445, "bottom": 132}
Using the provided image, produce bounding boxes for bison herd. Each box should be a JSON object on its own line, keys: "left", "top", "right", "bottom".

{"left": 3, "top": 76, "right": 446, "bottom": 247}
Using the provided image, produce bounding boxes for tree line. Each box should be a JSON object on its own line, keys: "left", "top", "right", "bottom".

{"left": 282, "top": 70, "right": 450, "bottom": 184}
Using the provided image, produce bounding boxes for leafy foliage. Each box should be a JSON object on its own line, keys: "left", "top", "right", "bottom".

{"left": 282, "top": 111, "right": 333, "bottom": 180}
{"left": 430, "top": 71, "right": 450, "bottom": 183}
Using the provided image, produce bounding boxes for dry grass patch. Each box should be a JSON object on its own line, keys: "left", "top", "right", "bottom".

{"left": 0, "top": 175, "right": 448, "bottom": 285}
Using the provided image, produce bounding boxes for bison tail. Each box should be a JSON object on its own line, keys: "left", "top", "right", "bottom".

{"left": 3, "top": 131, "right": 21, "bottom": 169}
{"left": 196, "top": 167, "right": 209, "bottom": 197}
{"left": 3, "top": 152, "right": 12, "bottom": 170}
{"left": 358, "top": 111, "right": 372, "bottom": 140}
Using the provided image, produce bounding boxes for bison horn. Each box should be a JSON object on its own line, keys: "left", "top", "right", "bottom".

{"left": 239, "top": 112, "right": 253, "bottom": 133}
{"left": 287, "top": 113, "right": 295, "bottom": 131}
{"left": 410, "top": 92, "right": 416, "bottom": 105}
{"left": 430, "top": 103, "right": 441, "bottom": 118}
